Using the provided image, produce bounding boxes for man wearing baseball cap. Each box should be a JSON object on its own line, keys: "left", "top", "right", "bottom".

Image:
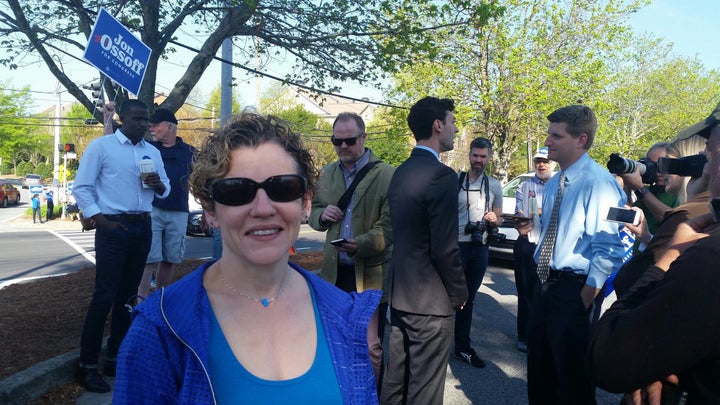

{"left": 137, "top": 108, "right": 196, "bottom": 300}
{"left": 676, "top": 101, "right": 720, "bottom": 140}
{"left": 512, "top": 147, "right": 555, "bottom": 352}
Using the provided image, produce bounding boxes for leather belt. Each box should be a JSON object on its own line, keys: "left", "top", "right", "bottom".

{"left": 105, "top": 213, "right": 150, "bottom": 222}
{"left": 547, "top": 269, "right": 587, "bottom": 281}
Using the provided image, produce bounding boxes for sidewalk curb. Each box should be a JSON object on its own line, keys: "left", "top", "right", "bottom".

{"left": 0, "top": 350, "right": 78, "bottom": 405}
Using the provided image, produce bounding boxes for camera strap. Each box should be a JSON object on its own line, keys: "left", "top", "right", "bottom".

{"left": 460, "top": 172, "right": 489, "bottom": 222}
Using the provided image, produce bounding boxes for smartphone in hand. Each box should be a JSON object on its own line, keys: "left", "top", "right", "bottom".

{"left": 331, "top": 238, "right": 348, "bottom": 247}
{"left": 605, "top": 207, "right": 640, "bottom": 226}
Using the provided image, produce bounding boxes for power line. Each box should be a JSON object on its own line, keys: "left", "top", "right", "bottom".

{"left": 168, "top": 39, "right": 407, "bottom": 110}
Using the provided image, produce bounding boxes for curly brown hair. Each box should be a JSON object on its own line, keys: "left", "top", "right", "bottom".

{"left": 189, "top": 112, "right": 318, "bottom": 211}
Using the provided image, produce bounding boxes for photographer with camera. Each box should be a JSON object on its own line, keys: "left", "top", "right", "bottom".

{"left": 611, "top": 143, "right": 679, "bottom": 234}
{"left": 609, "top": 143, "right": 679, "bottom": 254}
{"left": 454, "top": 137, "right": 504, "bottom": 368}
{"left": 612, "top": 133, "right": 711, "bottom": 299}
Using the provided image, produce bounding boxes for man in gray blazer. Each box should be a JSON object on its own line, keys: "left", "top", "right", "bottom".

{"left": 381, "top": 96, "right": 468, "bottom": 404}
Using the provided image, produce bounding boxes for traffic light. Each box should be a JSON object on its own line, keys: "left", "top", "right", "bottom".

{"left": 82, "top": 81, "right": 105, "bottom": 107}
{"left": 88, "top": 81, "right": 104, "bottom": 107}
{"left": 64, "top": 143, "right": 75, "bottom": 153}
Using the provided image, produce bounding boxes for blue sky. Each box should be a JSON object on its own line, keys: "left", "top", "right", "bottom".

{"left": 629, "top": 0, "right": 718, "bottom": 68}
{"left": 4, "top": 0, "right": 719, "bottom": 112}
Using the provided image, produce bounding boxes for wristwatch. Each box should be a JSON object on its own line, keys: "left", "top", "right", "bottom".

{"left": 634, "top": 187, "right": 650, "bottom": 200}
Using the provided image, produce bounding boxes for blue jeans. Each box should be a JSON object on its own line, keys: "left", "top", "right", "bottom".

{"left": 80, "top": 215, "right": 151, "bottom": 365}
{"left": 454, "top": 242, "right": 489, "bottom": 352}
{"left": 32, "top": 207, "right": 43, "bottom": 223}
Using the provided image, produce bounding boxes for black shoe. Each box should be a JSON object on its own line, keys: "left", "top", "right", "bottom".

{"left": 516, "top": 341, "right": 528, "bottom": 353}
{"left": 103, "top": 358, "right": 117, "bottom": 377}
{"left": 455, "top": 348, "right": 486, "bottom": 368}
{"left": 76, "top": 367, "right": 111, "bottom": 393}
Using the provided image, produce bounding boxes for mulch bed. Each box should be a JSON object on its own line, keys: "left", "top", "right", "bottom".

{"left": 0, "top": 251, "right": 323, "bottom": 404}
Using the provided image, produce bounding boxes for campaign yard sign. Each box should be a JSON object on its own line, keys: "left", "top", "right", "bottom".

{"left": 83, "top": 8, "right": 151, "bottom": 95}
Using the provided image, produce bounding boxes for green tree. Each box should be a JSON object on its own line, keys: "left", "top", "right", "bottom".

{"left": 0, "top": 0, "right": 499, "bottom": 120}
{"left": 204, "top": 84, "right": 243, "bottom": 118}
{"left": 0, "top": 85, "right": 41, "bottom": 173}
{"left": 593, "top": 36, "right": 720, "bottom": 162}
{"left": 365, "top": 106, "right": 413, "bottom": 167}
{"left": 62, "top": 103, "right": 102, "bottom": 157}
{"left": 389, "top": 0, "right": 650, "bottom": 181}
{"left": 275, "top": 104, "right": 335, "bottom": 168}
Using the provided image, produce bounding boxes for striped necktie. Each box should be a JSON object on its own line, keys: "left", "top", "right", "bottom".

{"left": 536, "top": 172, "right": 566, "bottom": 283}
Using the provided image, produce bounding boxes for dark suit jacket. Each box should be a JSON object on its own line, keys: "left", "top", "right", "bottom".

{"left": 387, "top": 148, "right": 467, "bottom": 316}
{"left": 613, "top": 190, "right": 711, "bottom": 298}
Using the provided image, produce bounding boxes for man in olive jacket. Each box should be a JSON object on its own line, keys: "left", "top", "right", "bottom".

{"left": 308, "top": 112, "right": 394, "bottom": 386}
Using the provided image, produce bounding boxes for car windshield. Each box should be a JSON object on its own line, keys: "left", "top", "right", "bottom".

{"left": 502, "top": 175, "right": 532, "bottom": 197}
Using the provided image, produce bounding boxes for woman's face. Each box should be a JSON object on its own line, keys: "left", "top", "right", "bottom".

{"left": 663, "top": 153, "right": 684, "bottom": 195}
{"left": 206, "top": 142, "right": 307, "bottom": 267}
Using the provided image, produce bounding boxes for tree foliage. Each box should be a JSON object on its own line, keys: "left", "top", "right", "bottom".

{"left": 0, "top": 85, "right": 42, "bottom": 173}
{"left": 594, "top": 35, "right": 720, "bottom": 162}
{"left": 204, "top": 84, "right": 242, "bottom": 118}
{"left": 389, "top": 0, "right": 654, "bottom": 181}
{"left": 0, "top": 0, "right": 499, "bottom": 121}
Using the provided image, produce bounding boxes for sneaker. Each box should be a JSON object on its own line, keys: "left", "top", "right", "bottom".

{"left": 516, "top": 341, "right": 528, "bottom": 353}
{"left": 454, "top": 348, "right": 486, "bottom": 368}
{"left": 76, "top": 366, "right": 111, "bottom": 393}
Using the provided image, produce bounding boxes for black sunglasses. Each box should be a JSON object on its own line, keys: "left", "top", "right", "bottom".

{"left": 210, "top": 175, "right": 307, "bottom": 206}
{"left": 330, "top": 135, "right": 361, "bottom": 147}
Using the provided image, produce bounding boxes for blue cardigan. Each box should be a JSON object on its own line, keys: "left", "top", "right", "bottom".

{"left": 113, "top": 261, "right": 381, "bottom": 404}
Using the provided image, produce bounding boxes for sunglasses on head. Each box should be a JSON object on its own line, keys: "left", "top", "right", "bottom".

{"left": 210, "top": 174, "right": 307, "bottom": 206}
{"left": 330, "top": 135, "right": 361, "bottom": 147}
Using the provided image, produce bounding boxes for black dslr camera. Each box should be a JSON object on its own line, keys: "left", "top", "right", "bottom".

{"left": 464, "top": 221, "right": 506, "bottom": 245}
{"left": 657, "top": 154, "right": 707, "bottom": 178}
{"left": 606, "top": 153, "right": 658, "bottom": 185}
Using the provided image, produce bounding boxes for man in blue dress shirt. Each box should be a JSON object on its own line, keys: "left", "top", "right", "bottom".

{"left": 73, "top": 100, "right": 170, "bottom": 393}
{"left": 527, "top": 105, "right": 625, "bottom": 404}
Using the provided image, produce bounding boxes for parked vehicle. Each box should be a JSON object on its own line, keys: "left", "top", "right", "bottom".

{"left": 22, "top": 174, "right": 42, "bottom": 189}
{"left": 0, "top": 181, "right": 21, "bottom": 207}
{"left": 489, "top": 172, "right": 554, "bottom": 260}
{"left": 187, "top": 209, "right": 212, "bottom": 237}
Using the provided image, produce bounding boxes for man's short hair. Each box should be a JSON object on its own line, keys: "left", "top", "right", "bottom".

{"left": 407, "top": 96, "right": 455, "bottom": 142}
{"left": 118, "top": 99, "right": 148, "bottom": 118}
{"left": 547, "top": 104, "right": 597, "bottom": 149}
{"left": 469, "top": 137, "right": 492, "bottom": 154}
{"left": 333, "top": 112, "right": 365, "bottom": 133}
{"left": 647, "top": 141, "right": 670, "bottom": 157}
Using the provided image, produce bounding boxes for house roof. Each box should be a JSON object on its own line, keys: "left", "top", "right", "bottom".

{"left": 288, "top": 86, "right": 377, "bottom": 124}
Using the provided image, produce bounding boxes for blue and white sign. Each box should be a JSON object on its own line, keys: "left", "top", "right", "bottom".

{"left": 83, "top": 8, "right": 151, "bottom": 95}
{"left": 29, "top": 185, "right": 43, "bottom": 195}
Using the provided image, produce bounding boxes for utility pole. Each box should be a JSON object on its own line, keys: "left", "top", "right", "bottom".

{"left": 54, "top": 86, "right": 61, "bottom": 189}
{"left": 220, "top": 37, "right": 232, "bottom": 126}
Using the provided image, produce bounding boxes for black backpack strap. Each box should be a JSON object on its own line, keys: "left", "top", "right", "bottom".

{"left": 336, "top": 160, "right": 381, "bottom": 212}
{"left": 458, "top": 171, "right": 467, "bottom": 189}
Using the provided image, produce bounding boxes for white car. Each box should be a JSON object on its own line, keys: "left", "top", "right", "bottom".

{"left": 489, "top": 172, "right": 555, "bottom": 260}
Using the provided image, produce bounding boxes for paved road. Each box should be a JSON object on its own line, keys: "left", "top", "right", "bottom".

{"left": 0, "top": 215, "right": 325, "bottom": 288}
{"left": 440, "top": 260, "right": 621, "bottom": 404}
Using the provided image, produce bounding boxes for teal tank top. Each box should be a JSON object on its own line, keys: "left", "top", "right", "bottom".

{"left": 208, "top": 281, "right": 343, "bottom": 404}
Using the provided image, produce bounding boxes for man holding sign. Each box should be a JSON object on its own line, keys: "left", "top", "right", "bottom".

{"left": 84, "top": 8, "right": 151, "bottom": 95}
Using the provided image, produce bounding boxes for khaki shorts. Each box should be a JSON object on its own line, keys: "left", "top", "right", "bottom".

{"left": 146, "top": 207, "right": 187, "bottom": 264}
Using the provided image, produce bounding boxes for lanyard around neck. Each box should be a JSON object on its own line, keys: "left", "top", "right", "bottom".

{"left": 465, "top": 173, "right": 490, "bottom": 220}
